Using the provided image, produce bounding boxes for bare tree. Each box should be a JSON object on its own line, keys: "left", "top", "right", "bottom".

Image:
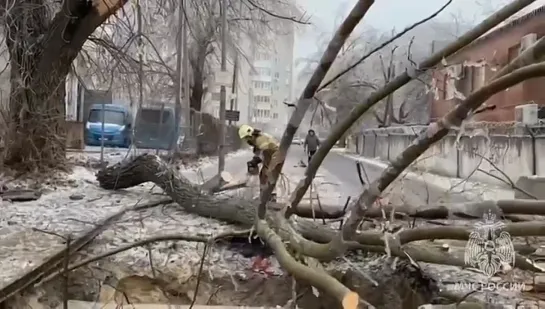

{"left": 0, "top": 0, "right": 127, "bottom": 171}
{"left": 180, "top": 0, "right": 308, "bottom": 112}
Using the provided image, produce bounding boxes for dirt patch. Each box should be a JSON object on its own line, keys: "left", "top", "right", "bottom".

{"left": 4, "top": 266, "right": 323, "bottom": 309}
{"left": 3, "top": 253, "right": 444, "bottom": 309}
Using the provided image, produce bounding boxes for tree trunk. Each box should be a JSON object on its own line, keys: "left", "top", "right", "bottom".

{"left": 189, "top": 45, "right": 207, "bottom": 112}
{"left": 2, "top": 1, "right": 66, "bottom": 170}
{"left": 4, "top": 71, "right": 67, "bottom": 170}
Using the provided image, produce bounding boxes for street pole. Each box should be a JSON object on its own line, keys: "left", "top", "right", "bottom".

{"left": 217, "top": 0, "right": 227, "bottom": 173}
{"left": 182, "top": 0, "right": 191, "bottom": 147}
{"left": 172, "top": 0, "right": 183, "bottom": 153}
{"left": 228, "top": 56, "right": 237, "bottom": 125}
{"left": 136, "top": 0, "right": 144, "bottom": 153}
{"left": 100, "top": 101, "right": 105, "bottom": 164}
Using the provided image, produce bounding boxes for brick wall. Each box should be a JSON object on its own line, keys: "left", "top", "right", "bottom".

{"left": 431, "top": 7, "right": 545, "bottom": 122}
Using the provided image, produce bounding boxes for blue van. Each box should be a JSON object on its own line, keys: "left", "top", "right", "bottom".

{"left": 84, "top": 104, "right": 132, "bottom": 148}
{"left": 133, "top": 105, "right": 180, "bottom": 150}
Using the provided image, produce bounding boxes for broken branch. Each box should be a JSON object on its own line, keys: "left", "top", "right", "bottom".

{"left": 337, "top": 62, "right": 545, "bottom": 257}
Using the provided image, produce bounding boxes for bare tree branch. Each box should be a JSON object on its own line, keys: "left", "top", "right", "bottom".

{"left": 317, "top": 0, "right": 453, "bottom": 92}
{"left": 286, "top": 0, "right": 539, "bottom": 221}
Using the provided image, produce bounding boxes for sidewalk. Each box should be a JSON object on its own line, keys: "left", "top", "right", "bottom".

{"left": 330, "top": 148, "right": 514, "bottom": 204}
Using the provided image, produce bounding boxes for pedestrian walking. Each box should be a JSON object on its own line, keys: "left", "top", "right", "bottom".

{"left": 303, "top": 129, "right": 320, "bottom": 163}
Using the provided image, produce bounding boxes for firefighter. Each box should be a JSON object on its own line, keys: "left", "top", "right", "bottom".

{"left": 238, "top": 124, "right": 279, "bottom": 202}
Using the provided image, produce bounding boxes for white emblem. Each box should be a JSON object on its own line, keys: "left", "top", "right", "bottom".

{"left": 464, "top": 209, "right": 515, "bottom": 277}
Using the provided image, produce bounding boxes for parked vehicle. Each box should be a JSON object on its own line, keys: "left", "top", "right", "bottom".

{"left": 133, "top": 105, "right": 180, "bottom": 150}
{"left": 84, "top": 104, "right": 132, "bottom": 148}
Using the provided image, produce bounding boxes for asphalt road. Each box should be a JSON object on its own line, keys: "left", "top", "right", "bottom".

{"left": 287, "top": 146, "right": 364, "bottom": 200}
{"left": 289, "top": 146, "right": 478, "bottom": 206}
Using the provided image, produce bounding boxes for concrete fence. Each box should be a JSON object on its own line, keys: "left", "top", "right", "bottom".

{"left": 349, "top": 125, "right": 545, "bottom": 186}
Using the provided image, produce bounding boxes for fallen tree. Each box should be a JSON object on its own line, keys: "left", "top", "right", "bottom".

{"left": 95, "top": 154, "right": 444, "bottom": 308}
{"left": 96, "top": 153, "right": 545, "bottom": 306}
{"left": 96, "top": 154, "right": 545, "bottom": 269}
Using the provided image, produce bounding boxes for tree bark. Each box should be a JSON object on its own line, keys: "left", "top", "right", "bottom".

{"left": 3, "top": 1, "right": 64, "bottom": 169}
{"left": 4, "top": 74, "right": 68, "bottom": 169}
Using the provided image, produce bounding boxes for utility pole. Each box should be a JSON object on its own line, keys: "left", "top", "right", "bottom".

{"left": 217, "top": 0, "right": 227, "bottom": 173}
{"left": 136, "top": 0, "right": 144, "bottom": 150}
{"left": 227, "top": 0, "right": 242, "bottom": 126}
{"left": 173, "top": 0, "right": 183, "bottom": 153}
{"left": 228, "top": 56, "right": 238, "bottom": 125}
{"left": 182, "top": 0, "right": 190, "bottom": 147}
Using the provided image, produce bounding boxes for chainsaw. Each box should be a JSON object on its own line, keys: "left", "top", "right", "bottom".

{"left": 246, "top": 156, "right": 261, "bottom": 176}
{"left": 246, "top": 157, "right": 276, "bottom": 202}
{"left": 247, "top": 161, "right": 260, "bottom": 176}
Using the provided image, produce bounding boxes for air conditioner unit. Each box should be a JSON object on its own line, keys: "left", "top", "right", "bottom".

{"left": 520, "top": 33, "right": 537, "bottom": 52}
{"left": 515, "top": 103, "right": 538, "bottom": 125}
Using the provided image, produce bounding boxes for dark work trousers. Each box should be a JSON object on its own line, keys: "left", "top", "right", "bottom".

{"left": 308, "top": 149, "right": 316, "bottom": 163}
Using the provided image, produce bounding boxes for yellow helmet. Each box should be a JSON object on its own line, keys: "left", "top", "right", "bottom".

{"left": 238, "top": 124, "right": 254, "bottom": 139}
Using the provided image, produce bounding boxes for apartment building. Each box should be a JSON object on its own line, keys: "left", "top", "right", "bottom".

{"left": 202, "top": 17, "right": 296, "bottom": 131}
{"left": 250, "top": 25, "right": 296, "bottom": 135}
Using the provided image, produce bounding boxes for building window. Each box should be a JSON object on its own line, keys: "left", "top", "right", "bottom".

{"left": 472, "top": 65, "right": 486, "bottom": 92}
{"left": 507, "top": 44, "right": 520, "bottom": 63}
{"left": 253, "top": 81, "right": 270, "bottom": 89}
{"left": 444, "top": 64, "right": 462, "bottom": 100}
{"left": 256, "top": 52, "right": 269, "bottom": 61}
{"left": 445, "top": 77, "right": 455, "bottom": 100}
{"left": 273, "top": 112, "right": 278, "bottom": 119}
{"left": 253, "top": 95, "right": 271, "bottom": 103}
{"left": 256, "top": 67, "right": 271, "bottom": 76}
{"left": 274, "top": 72, "right": 279, "bottom": 79}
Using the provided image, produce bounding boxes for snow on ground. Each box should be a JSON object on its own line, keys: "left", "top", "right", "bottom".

{"left": 0, "top": 149, "right": 252, "bottom": 291}
{"left": 4, "top": 147, "right": 536, "bottom": 307}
